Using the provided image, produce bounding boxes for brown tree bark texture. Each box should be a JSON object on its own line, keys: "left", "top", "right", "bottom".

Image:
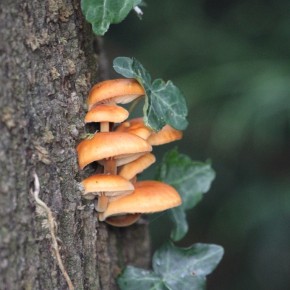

{"left": 0, "top": 1, "right": 151, "bottom": 289}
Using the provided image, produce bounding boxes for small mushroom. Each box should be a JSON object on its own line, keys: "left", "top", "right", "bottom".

{"left": 87, "top": 78, "right": 145, "bottom": 110}
{"left": 77, "top": 132, "right": 152, "bottom": 169}
{"left": 115, "top": 118, "right": 152, "bottom": 140}
{"left": 147, "top": 124, "right": 183, "bottom": 145}
{"left": 118, "top": 153, "right": 156, "bottom": 181}
{"left": 104, "top": 213, "right": 141, "bottom": 227}
{"left": 98, "top": 180, "right": 182, "bottom": 222}
{"left": 85, "top": 103, "right": 129, "bottom": 133}
{"left": 81, "top": 174, "right": 134, "bottom": 196}
{"left": 85, "top": 104, "right": 129, "bottom": 124}
{"left": 81, "top": 174, "right": 134, "bottom": 211}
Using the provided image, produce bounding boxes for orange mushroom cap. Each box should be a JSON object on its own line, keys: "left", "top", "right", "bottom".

{"left": 99, "top": 180, "right": 182, "bottom": 221}
{"left": 77, "top": 132, "right": 152, "bottom": 169}
{"left": 87, "top": 79, "right": 145, "bottom": 110}
{"left": 115, "top": 118, "right": 152, "bottom": 140}
{"left": 147, "top": 124, "right": 183, "bottom": 145}
{"left": 118, "top": 153, "right": 156, "bottom": 181}
{"left": 80, "top": 174, "right": 134, "bottom": 200}
{"left": 104, "top": 213, "right": 141, "bottom": 227}
{"left": 98, "top": 152, "right": 148, "bottom": 167}
{"left": 85, "top": 104, "right": 129, "bottom": 123}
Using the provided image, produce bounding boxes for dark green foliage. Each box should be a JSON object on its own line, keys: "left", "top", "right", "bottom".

{"left": 113, "top": 57, "right": 188, "bottom": 131}
{"left": 118, "top": 242, "right": 224, "bottom": 290}
{"left": 81, "top": 0, "right": 142, "bottom": 35}
{"left": 156, "top": 149, "right": 215, "bottom": 241}
{"left": 107, "top": 1, "right": 290, "bottom": 289}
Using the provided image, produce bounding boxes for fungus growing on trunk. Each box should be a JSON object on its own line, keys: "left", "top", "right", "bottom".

{"left": 106, "top": 213, "right": 141, "bottom": 227}
{"left": 81, "top": 174, "right": 134, "bottom": 212}
{"left": 76, "top": 77, "right": 185, "bottom": 226}
{"left": 115, "top": 117, "right": 152, "bottom": 140}
{"left": 85, "top": 104, "right": 129, "bottom": 126}
{"left": 87, "top": 78, "right": 145, "bottom": 110}
{"left": 77, "top": 132, "right": 152, "bottom": 169}
{"left": 81, "top": 174, "right": 134, "bottom": 198}
{"left": 118, "top": 153, "right": 156, "bottom": 181}
{"left": 98, "top": 180, "right": 182, "bottom": 222}
{"left": 147, "top": 124, "right": 183, "bottom": 145}
{"left": 105, "top": 213, "right": 142, "bottom": 227}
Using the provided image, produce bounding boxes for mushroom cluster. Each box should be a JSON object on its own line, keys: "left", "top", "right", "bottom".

{"left": 77, "top": 78, "right": 183, "bottom": 227}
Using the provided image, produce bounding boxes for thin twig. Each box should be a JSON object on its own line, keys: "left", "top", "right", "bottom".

{"left": 31, "top": 172, "right": 75, "bottom": 290}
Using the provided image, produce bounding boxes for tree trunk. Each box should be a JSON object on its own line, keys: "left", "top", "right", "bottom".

{"left": 0, "top": 1, "right": 151, "bottom": 289}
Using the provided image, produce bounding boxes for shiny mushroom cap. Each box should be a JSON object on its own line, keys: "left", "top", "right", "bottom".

{"left": 104, "top": 213, "right": 141, "bottom": 227}
{"left": 118, "top": 153, "right": 156, "bottom": 181}
{"left": 85, "top": 104, "right": 129, "bottom": 123}
{"left": 87, "top": 78, "right": 145, "bottom": 110}
{"left": 77, "top": 132, "right": 152, "bottom": 169}
{"left": 80, "top": 174, "right": 134, "bottom": 200}
{"left": 147, "top": 124, "right": 183, "bottom": 145}
{"left": 99, "top": 180, "right": 182, "bottom": 221}
{"left": 115, "top": 118, "right": 152, "bottom": 140}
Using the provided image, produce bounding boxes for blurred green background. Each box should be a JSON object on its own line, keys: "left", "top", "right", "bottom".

{"left": 105, "top": 0, "right": 290, "bottom": 289}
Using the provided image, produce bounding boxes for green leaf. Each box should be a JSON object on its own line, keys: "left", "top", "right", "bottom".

{"left": 113, "top": 56, "right": 151, "bottom": 85}
{"left": 164, "top": 275, "right": 205, "bottom": 290}
{"left": 153, "top": 242, "right": 223, "bottom": 290}
{"left": 168, "top": 205, "right": 188, "bottom": 244}
{"left": 118, "top": 266, "right": 167, "bottom": 290}
{"left": 118, "top": 242, "right": 224, "bottom": 290}
{"left": 153, "top": 242, "right": 224, "bottom": 278}
{"left": 156, "top": 148, "right": 216, "bottom": 241}
{"left": 113, "top": 57, "right": 188, "bottom": 131}
{"left": 144, "top": 79, "right": 188, "bottom": 131}
{"left": 81, "top": 0, "right": 142, "bottom": 35}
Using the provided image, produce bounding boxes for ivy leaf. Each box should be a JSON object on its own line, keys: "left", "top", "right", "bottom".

{"left": 144, "top": 79, "right": 188, "bottom": 131}
{"left": 113, "top": 56, "right": 151, "bottom": 85}
{"left": 113, "top": 57, "right": 188, "bottom": 131}
{"left": 156, "top": 148, "right": 216, "bottom": 241}
{"left": 81, "top": 0, "right": 142, "bottom": 35}
{"left": 118, "top": 266, "right": 167, "bottom": 290}
{"left": 168, "top": 205, "right": 189, "bottom": 244}
{"left": 163, "top": 275, "right": 205, "bottom": 290}
{"left": 153, "top": 242, "right": 224, "bottom": 290}
{"left": 153, "top": 242, "right": 224, "bottom": 278}
{"left": 118, "top": 242, "right": 224, "bottom": 290}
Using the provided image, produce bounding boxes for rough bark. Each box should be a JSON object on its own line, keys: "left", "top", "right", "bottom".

{"left": 0, "top": 1, "right": 151, "bottom": 289}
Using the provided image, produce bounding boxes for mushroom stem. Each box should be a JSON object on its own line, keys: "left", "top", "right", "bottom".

{"left": 104, "top": 157, "right": 117, "bottom": 175}
{"left": 95, "top": 194, "right": 109, "bottom": 212}
{"left": 94, "top": 123, "right": 111, "bottom": 212}
{"left": 100, "top": 121, "right": 110, "bottom": 132}
{"left": 96, "top": 102, "right": 117, "bottom": 212}
{"left": 94, "top": 157, "right": 115, "bottom": 213}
